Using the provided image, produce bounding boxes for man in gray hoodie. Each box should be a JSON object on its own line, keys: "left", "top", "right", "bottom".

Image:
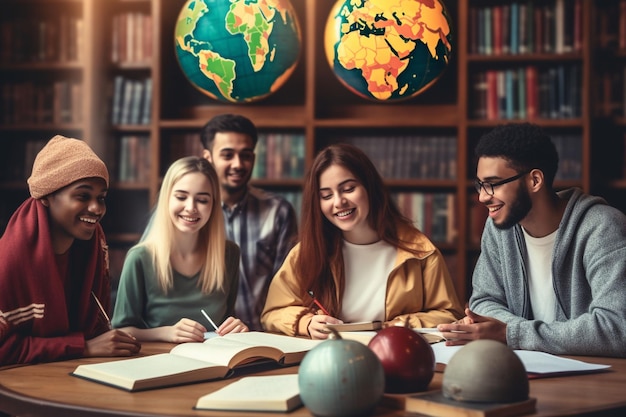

{"left": 438, "top": 123, "right": 626, "bottom": 357}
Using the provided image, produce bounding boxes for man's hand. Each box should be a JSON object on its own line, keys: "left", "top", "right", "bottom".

{"left": 437, "top": 308, "right": 507, "bottom": 346}
{"left": 84, "top": 329, "right": 141, "bottom": 357}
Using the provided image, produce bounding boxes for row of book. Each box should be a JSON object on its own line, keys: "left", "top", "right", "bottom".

{"left": 469, "top": 0, "right": 582, "bottom": 56}
{"left": 235, "top": 190, "right": 458, "bottom": 245}
{"left": 338, "top": 136, "right": 457, "bottom": 180}
{"left": 115, "top": 135, "right": 151, "bottom": 183}
{"left": 252, "top": 133, "right": 306, "bottom": 180}
{"left": 163, "top": 132, "right": 306, "bottom": 180}
{"left": 111, "top": 12, "right": 153, "bottom": 64}
{"left": 471, "top": 65, "right": 581, "bottom": 121}
{"left": 0, "top": 15, "right": 83, "bottom": 64}
{"left": 115, "top": 133, "right": 582, "bottom": 185}
{"left": 393, "top": 192, "right": 457, "bottom": 244}
{"left": 0, "top": 80, "right": 83, "bottom": 125}
{"left": 110, "top": 76, "right": 152, "bottom": 125}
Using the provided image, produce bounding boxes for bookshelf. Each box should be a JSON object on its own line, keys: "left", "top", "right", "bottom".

{"left": 592, "top": 0, "right": 626, "bottom": 214}
{"left": 0, "top": 0, "right": 108, "bottom": 232}
{"left": 0, "top": 0, "right": 613, "bottom": 303}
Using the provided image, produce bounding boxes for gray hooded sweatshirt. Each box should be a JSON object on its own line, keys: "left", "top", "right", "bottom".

{"left": 470, "top": 188, "right": 626, "bottom": 358}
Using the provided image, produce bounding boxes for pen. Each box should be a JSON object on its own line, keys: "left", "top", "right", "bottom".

{"left": 201, "top": 309, "right": 219, "bottom": 331}
{"left": 307, "top": 290, "right": 330, "bottom": 316}
{"left": 91, "top": 291, "right": 112, "bottom": 330}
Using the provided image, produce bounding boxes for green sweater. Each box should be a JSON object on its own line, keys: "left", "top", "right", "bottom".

{"left": 112, "top": 241, "right": 240, "bottom": 329}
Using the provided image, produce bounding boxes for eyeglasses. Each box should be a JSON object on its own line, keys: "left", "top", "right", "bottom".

{"left": 474, "top": 171, "right": 529, "bottom": 195}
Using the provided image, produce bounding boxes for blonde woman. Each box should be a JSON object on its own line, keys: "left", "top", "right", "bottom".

{"left": 112, "top": 157, "right": 247, "bottom": 342}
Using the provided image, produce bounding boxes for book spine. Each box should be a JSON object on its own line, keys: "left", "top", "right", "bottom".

{"left": 510, "top": 2, "right": 519, "bottom": 54}
{"left": 492, "top": 5, "right": 502, "bottom": 55}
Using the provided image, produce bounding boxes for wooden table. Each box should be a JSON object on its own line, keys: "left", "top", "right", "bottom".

{"left": 1, "top": 343, "right": 625, "bottom": 417}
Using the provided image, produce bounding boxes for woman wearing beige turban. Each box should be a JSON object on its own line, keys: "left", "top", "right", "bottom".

{"left": 0, "top": 135, "right": 141, "bottom": 366}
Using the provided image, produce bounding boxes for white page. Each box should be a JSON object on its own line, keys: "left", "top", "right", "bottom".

{"left": 171, "top": 332, "right": 322, "bottom": 365}
{"left": 197, "top": 374, "right": 300, "bottom": 410}
{"left": 218, "top": 331, "right": 323, "bottom": 353}
{"left": 513, "top": 350, "right": 610, "bottom": 374}
{"left": 430, "top": 342, "right": 611, "bottom": 374}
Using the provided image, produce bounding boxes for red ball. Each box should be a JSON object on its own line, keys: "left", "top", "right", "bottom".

{"left": 368, "top": 326, "right": 435, "bottom": 393}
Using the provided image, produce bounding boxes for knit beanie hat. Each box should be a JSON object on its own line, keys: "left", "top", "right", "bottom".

{"left": 27, "top": 135, "right": 109, "bottom": 198}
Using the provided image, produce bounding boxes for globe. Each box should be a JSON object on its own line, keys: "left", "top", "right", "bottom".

{"left": 174, "top": 0, "right": 301, "bottom": 103}
{"left": 324, "top": 0, "right": 452, "bottom": 102}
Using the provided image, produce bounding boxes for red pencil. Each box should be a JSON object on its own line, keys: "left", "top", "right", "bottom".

{"left": 308, "top": 290, "right": 330, "bottom": 315}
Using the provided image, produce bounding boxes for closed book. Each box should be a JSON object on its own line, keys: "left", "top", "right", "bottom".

{"left": 325, "top": 321, "right": 382, "bottom": 332}
{"left": 128, "top": 79, "right": 144, "bottom": 125}
{"left": 405, "top": 391, "right": 537, "bottom": 417}
{"left": 140, "top": 78, "right": 152, "bottom": 125}
{"left": 111, "top": 75, "right": 124, "bottom": 124}
{"left": 195, "top": 374, "right": 302, "bottom": 412}
{"left": 72, "top": 332, "right": 321, "bottom": 392}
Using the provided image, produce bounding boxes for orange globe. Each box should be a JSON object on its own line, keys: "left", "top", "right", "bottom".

{"left": 324, "top": 0, "right": 453, "bottom": 101}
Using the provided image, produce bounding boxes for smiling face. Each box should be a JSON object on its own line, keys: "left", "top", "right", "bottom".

{"left": 319, "top": 164, "right": 377, "bottom": 244}
{"left": 476, "top": 157, "right": 532, "bottom": 229}
{"left": 203, "top": 131, "right": 255, "bottom": 206}
{"left": 43, "top": 177, "right": 108, "bottom": 254}
{"left": 168, "top": 172, "right": 214, "bottom": 235}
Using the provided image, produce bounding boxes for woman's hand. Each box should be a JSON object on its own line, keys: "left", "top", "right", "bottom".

{"left": 307, "top": 315, "right": 343, "bottom": 340}
{"left": 84, "top": 329, "right": 141, "bottom": 357}
{"left": 217, "top": 316, "right": 248, "bottom": 335}
{"left": 166, "top": 318, "right": 207, "bottom": 343}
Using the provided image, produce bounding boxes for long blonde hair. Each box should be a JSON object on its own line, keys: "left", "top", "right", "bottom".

{"left": 140, "top": 156, "right": 226, "bottom": 294}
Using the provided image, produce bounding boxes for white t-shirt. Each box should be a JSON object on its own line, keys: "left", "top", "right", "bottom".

{"left": 340, "top": 239, "right": 396, "bottom": 323}
{"left": 522, "top": 227, "right": 558, "bottom": 322}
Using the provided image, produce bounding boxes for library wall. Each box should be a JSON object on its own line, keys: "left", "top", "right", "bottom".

{"left": 1, "top": 0, "right": 624, "bottom": 304}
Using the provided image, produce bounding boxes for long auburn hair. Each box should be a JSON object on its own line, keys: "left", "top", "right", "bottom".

{"left": 297, "top": 143, "right": 418, "bottom": 315}
{"left": 139, "top": 156, "right": 226, "bottom": 294}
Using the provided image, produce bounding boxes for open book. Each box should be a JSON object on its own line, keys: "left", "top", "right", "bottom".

{"left": 72, "top": 332, "right": 321, "bottom": 391}
{"left": 195, "top": 374, "right": 301, "bottom": 412}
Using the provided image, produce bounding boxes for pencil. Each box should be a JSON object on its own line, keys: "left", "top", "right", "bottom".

{"left": 91, "top": 291, "right": 112, "bottom": 330}
{"left": 307, "top": 290, "right": 330, "bottom": 316}
{"left": 201, "top": 309, "right": 219, "bottom": 331}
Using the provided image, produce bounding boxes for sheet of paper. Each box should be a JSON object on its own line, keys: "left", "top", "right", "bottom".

{"left": 514, "top": 350, "right": 611, "bottom": 374}
{"left": 204, "top": 331, "right": 218, "bottom": 340}
{"left": 430, "top": 342, "right": 611, "bottom": 374}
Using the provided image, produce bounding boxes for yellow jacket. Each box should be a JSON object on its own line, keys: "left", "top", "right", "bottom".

{"left": 261, "top": 224, "right": 464, "bottom": 336}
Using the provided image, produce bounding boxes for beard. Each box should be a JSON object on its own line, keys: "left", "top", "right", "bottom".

{"left": 222, "top": 182, "right": 247, "bottom": 195}
{"left": 494, "top": 183, "right": 532, "bottom": 230}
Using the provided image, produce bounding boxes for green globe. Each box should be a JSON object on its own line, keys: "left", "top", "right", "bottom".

{"left": 324, "top": 0, "right": 452, "bottom": 102}
{"left": 175, "top": 0, "right": 301, "bottom": 103}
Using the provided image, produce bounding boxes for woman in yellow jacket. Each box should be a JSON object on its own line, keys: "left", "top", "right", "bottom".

{"left": 261, "top": 143, "right": 463, "bottom": 339}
